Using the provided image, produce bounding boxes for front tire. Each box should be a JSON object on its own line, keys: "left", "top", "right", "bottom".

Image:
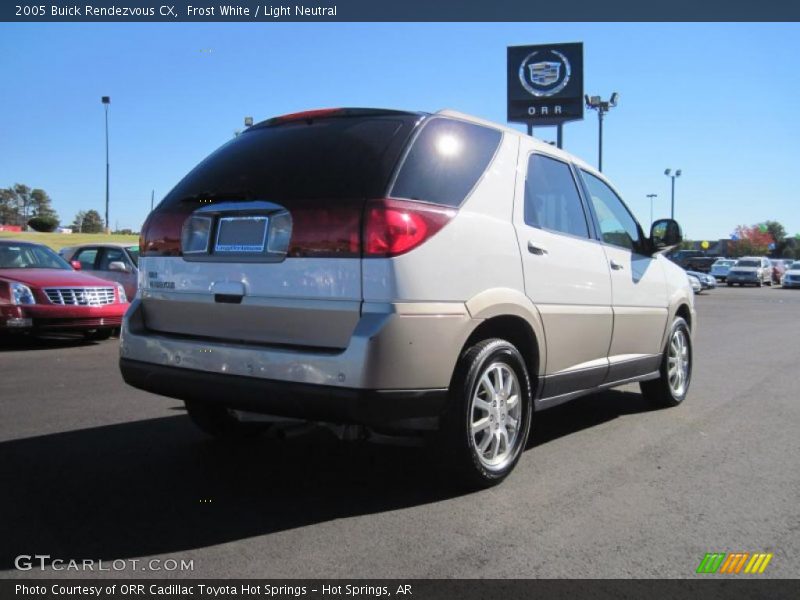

{"left": 185, "top": 401, "right": 269, "bottom": 439}
{"left": 441, "top": 339, "right": 533, "bottom": 488}
{"left": 640, "top": 317, "right": 692, "bottom": 407}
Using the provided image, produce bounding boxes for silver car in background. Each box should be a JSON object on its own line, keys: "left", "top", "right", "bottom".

{"left": 710, "top": 258, "right": 736, "bottom": 282}
{"left": 687, "top": 274, "right": 702, "bottom": 294}
{"left": 782, "top": 261, "right": 800, "bottom": 288}
{"left": 59, "top": 243, "right": 139, "bottom": 300}
{"left": 726, "top": 257, "right": 772, "bottom": 287}
{"left": 686, "top": 270, "right": 717, "bottom": 290}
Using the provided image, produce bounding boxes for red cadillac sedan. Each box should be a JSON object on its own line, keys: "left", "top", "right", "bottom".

{"left": 0, "top": 239, "right": 129, "bottom": 340}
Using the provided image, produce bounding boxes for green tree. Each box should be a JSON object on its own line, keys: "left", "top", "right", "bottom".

{"left": 30, "top": 188, "right": 58, "bottom": 221}
{"left": 0, "top": 184, "right": 59, "bottom": 226}
{"left": 80, "top": 210, "right": 104, "bottom": 233}
{"left": 0, "top": 187, "right": 16, "bottom": 225}
{"left": 763, "top": 220, "right": 786, "bottom": 244}
{"left": 71, "top": 210, "right": 87, "bottom": 232}
{"left": 27, "top": 216, "right": 59, "bottom": 232}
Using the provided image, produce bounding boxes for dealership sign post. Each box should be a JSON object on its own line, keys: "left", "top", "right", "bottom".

{"left": 507, "top": 42, "right": 584, "bottom": 148}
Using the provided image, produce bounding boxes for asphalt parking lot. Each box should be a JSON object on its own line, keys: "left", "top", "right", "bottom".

{"left": 1, "top": 286, "right": 798, "bottom": 579}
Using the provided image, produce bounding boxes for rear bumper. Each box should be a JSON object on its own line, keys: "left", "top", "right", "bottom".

{"left": 120, "top": 358, "right": 447, "bottom": 430}
{"left": 119, "top": 297, "right": 474, "bottom": 427}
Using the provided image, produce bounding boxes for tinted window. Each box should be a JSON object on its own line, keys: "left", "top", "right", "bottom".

{"left": 391, "top": 118, "right": 502, "bottom": 207}
{"left": 524, "top": 154, "right": 588, "bottom": 238}
{"left": 162, "top": 116, "right": 417, "bottom": 205}
{"left": 74, "top": 248, "right": 99, "bottom": 270}
{"left": 581, "top": 171, "right": 641, "bottom": 251}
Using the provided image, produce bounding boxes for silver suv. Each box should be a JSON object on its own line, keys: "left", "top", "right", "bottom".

{"left": 120, "top": 108, "right": 695, "bottom": 487}
{"left": 726, "top": 257, "right": 772, "bottom": 287}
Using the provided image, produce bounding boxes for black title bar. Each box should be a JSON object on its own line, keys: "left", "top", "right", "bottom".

{"left": 3, "top": 0, "right": 800, "bottom": 22}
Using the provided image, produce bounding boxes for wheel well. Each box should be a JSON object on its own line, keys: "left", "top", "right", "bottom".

{"left": 675, "top": 304, "right": 692, "bottom": 330}
{"left": 461, "top": 315, "right": 540, "bottom": 379}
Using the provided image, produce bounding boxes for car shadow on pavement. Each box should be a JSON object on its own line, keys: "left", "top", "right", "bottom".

{"left": 0, "top": 389, "right": 657, "bottom": 569}
{"left": 0, "top": 335, "right": 98, "bottom": 353}
{"left": 530, "top": 389, "right": 660, "bottom": 448}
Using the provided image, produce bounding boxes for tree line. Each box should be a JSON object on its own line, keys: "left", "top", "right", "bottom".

{"left": 0, "top": 183, "right": 106, "bottom": 233}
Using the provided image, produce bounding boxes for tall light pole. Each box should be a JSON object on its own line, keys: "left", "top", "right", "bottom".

{"left": 101, "top": 96, "right": 111, "bottom": 232}
{"left": 664, "top": 168, "right": 682, "bottom": 219}
{"left": 585, "top": 93, "right": 619, "bottom": 172}
{"left": 647, "top": 193, "right": 658, "bottom": 227}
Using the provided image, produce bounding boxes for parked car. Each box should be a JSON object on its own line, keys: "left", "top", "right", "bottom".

{"left": 686, "top": 270, "right": 717, "bottom": 290}
{"left": 710, "top": 258, "right": 736, "bottom": 282}
{"left": 0, "top": 240, "right": 129, "bottom": 339}
{"left": 59, "top": 243, "right": 139, "bottom": 299}
{"left": 669, "top": 250, "right": 721, "bottom": 273}
{"left": 119, "top": 107, "right": 695, "bottom": 487}
{"left": 687, "top": 274, "right": 702, "bottom": 294}
{"left": 781, "top": 261, "right": 800, "bottom": 288}
{"left": 726, "top": 257, "right": 772, "bottom": 287}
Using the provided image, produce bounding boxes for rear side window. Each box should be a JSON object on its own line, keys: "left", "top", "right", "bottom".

{"left": 524, "top": 154, "right": 589, "bottom": 238}
{"left": 160, "top": 116, "right": 418, "bottom": 205}
{"left": 391, "top": 118, "right": 502, "bottom": 207}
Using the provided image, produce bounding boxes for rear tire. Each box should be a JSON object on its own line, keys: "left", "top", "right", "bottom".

{"left": 185, "top": 401, "right": 269, "bottom": 439}
{"left": 441, "top": 338, "right": 533, "bottom": 489}
{"left": 640, "top": 317, "right": 692, "bottom": 408}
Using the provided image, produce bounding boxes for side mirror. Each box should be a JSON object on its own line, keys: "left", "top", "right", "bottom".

{"left": 650, "top": 218, "right": 683, "bottom": 254}
{"left": 70, "top": 260, "right": 82, "bottom": 271}
{"left": 108, "top": 261, "right": 131, "bottom": 273}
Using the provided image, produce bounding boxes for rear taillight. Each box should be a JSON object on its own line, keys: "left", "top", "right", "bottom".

{"left": 288, "top": 201, "right": 361, "bottom": 258}
{"left": 140, "top": 206, "right": 193, "bottom": 257}
{"left": 363, "top": 198, "right": 455, "bottom": 258}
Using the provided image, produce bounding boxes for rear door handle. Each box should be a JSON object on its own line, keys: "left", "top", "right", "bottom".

{"left": 527, "top": 241, "right": 548, "bottom": 256}
{"left": 610, "top": 260, "right": 624, "bottom": 270}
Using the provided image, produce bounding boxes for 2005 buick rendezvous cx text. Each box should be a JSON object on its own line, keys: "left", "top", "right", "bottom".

{"left": 120, "top": 108, "right": 695, "bottom": 487}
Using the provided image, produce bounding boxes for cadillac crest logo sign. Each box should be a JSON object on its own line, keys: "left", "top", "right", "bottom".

{"left": 519, "top": 50, "right": 571, "bottom": 97}
{"left": 507, "top": 42, "right": 583, "bottom": 126}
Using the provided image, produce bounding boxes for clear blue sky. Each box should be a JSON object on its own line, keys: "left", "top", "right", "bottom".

{"left": 1, "top": 22, "right": 799, "bottom": 239}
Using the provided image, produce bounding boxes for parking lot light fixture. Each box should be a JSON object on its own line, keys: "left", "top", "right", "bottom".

{"left": 101, "top": 96, "right": 111, "bottom": 232}
{"left": 585, "top": 93, "right": 619, "bottom": 172}
{"left": 665, "top": 168, "right": 682, "bottom": 219}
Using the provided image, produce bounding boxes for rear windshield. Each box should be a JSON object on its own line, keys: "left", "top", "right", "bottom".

{"left": 160, "top": 115, "right": 419, "bottom": 206}
{"left": 391, "top": 117, "right": 502, "bottom": 207}
{"left": 736, "top": 260, "right": 760, "bottom": 267}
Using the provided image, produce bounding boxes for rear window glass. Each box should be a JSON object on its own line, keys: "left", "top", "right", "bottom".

{"left": 161, "top": 116, "right": 418, "bottom": 205}
{"left": 391, "top": 118, "right": 502, "bottom": 207}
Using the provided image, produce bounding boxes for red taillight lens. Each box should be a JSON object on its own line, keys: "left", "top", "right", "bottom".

{"left": 288, "top": 200, "right": 362, "bottom": 258}
{"left": 364, "top": 198, "right": 455, "bottom": 258}
{"left": 140, "top": 207, "right": 192, "bottom": 257}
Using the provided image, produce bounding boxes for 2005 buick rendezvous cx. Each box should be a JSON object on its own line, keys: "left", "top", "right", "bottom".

{"left": 120, "top": 108, "right": 695, "bottom": 487}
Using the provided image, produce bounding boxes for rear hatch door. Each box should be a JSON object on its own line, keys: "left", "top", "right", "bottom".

{"left": 140, "top": 110, "right": 421, "bottom": 349}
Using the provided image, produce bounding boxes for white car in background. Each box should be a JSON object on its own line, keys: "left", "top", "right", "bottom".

{"left": 726, "top": 257, "right": 772, "bottom": 287}
{"left": 710, "top": 258, "right": 736, "bottom": 282}
{"left": 782, "top": 261, "right": 800, "bottom": 288}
